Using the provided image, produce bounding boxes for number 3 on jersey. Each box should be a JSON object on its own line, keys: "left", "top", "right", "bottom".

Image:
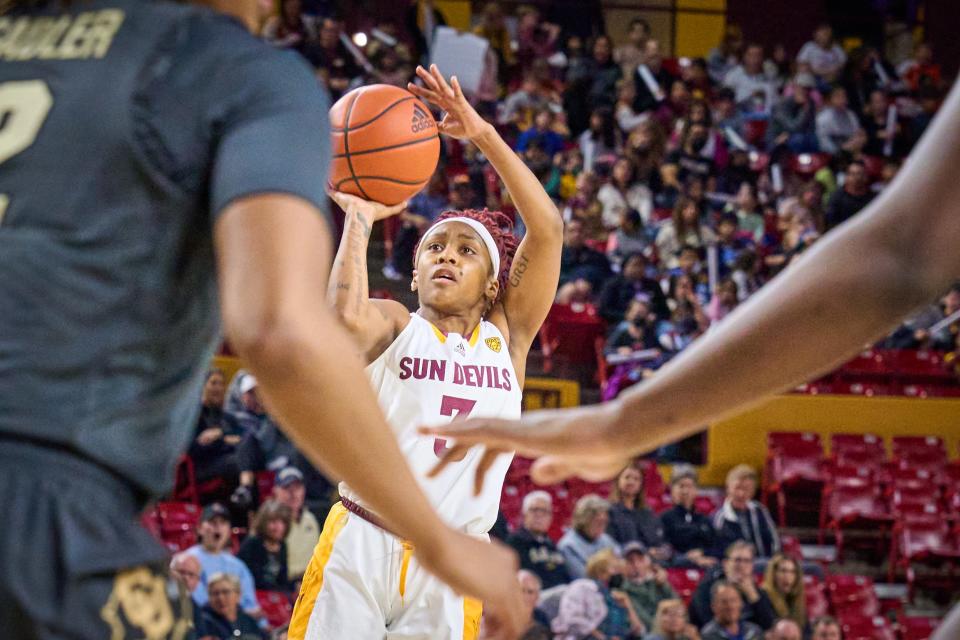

{"left": 0, "top": 80, "right": 54, "bottom": 224}
{"left": 433, "top": 395, "right": 477, "bottom": 459}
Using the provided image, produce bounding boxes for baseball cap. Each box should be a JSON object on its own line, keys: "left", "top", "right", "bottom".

{"left": 276, "top": 466, "right": 304, "bottom": 488}
{"left": 201, "top": 502, "right": 231, "bottom": 522}
{"left": 239, "top": 374, "right": 258, "bottom": 394}
{"left": 623, "top": 541, "right": 648, "bottom": 557}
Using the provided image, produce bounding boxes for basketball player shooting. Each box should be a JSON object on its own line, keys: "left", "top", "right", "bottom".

{"left": 288, "top": 65, "right": 563, "bottom": 639}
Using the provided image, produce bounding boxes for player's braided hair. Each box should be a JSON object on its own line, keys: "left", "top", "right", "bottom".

{"left": 420, "top": 208, "right": 519, "bottom": 308}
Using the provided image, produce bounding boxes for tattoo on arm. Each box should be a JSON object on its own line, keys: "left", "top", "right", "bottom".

{"left": 509, "top": 253, "right": 530, "bottom": 287}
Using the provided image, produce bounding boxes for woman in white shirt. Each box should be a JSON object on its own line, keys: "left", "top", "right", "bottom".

{"left": 797, "top": 24, "right": 846, "bottom": 82}
{"left": 597, "top": 157, "right": 653, "bottom": 229}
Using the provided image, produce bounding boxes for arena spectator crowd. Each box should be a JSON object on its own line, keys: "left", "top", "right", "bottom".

{"left": 152, "top": 2, "right": 959, "bottom": 638}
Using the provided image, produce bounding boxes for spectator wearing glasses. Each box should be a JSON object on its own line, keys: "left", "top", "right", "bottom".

{"left": 507, "top": 491, "right": 571, "bottom": 589}
{"left": 689, "top": 542, "right": 776, "bottom": 630}
{"left": 197, "top": 573, "right": 266, "bottom": 640}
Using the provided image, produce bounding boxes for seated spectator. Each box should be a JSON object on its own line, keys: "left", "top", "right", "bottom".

{"left": 712, "top": 465, "right": 779, "bottom": 558}
{"left": 722, "top": 43, "right": 777, "bottom": 107}
{"left": 816, "top": 87, "right": 862, "bottom": 155}
{"left": 197, "top": 573, "right": 265, "bottom": 640}
{"left": 811, "top": 616, "right": 843, "bottom": 640}
{"left": 622, "top": 542, "right": 678, "bottom": 631}
{"left": 507, "top": 490, "right": 571, "bottom": 590}
{"left": 700, "top": 582, "right": 764, "bottom": 640}
{"left": 598, "top": 157, "right": 653, "bottom": 230}
{"left": 725, "top": 183, "right": 765, "bottom": 244}
{"left": 673, "top": 102, "right": 726, "bottom": 170}
{"left": 731, "top": 250, "right": 762, "bottom": 302}
{"left": 171, "top": 551, "right": 204, "bottom": 631}
{"left": 714, "top": 213, "right": 752, "bottom": 275}
{"left": 663, "top": 123, "right": 716, "bottom": 186}
{"left": 189, "top": 368, "right": 245, "bottom": 484}
{"left": 769, "top": 619, "right": 804, "bottom": 640}
{"left": 706, "top": 278, "right": 741, "bottom": 325}
{"left": 682, "top": 58, "right": 713, "bottom": 101}
{"left": 633, "top": 39, "right": 674, "bottom": 114}
{"left": 897, "top": 42, "right": 941, "bottom": 93}
{"left": 605, "top": 296, "right": 661, "bottom": 357}
{"left": 261, "top": 0, "right": 317, "bottom": 52}
{"left": 586, "top": 35, "right": 623, "bottom": 111}
{"left": 656, "top": 198, "right": 717, "bottom": 268}
{"left": 188, "top": 503, "right": 261, "bottom": 618}
{"left": 559, "top": 495, "right": 621, "bottom": 579}
{"left": 607, "top": 209, "right": 650, "bottom": 269}
{"left": 553, "top": 549, "right": 645, "bottom": 639}
{"left": 624, "top": 119, "right": 667, "bottom": 192}
{"left": 643, "top": 598, "right": 701, "bottom": 640}
{"left": 516, "top": 5, "right": 560, "bottom": 76}
{"left": 768, "top": 74, "right": 819, "bottom": 155}
{"left": 825, "top": 160, "right": 874, "bottom": 229}
{"left": 762, "top": 554, "right": 806, "bottom": 632}
{"left": 473, "top": 1, "right": 513, "bottom": 91}
{"left": 580, "top": 107, "right": 621, "bottom": 173}
{"left": 501, "top": 74, "right": 556, "bottom": 131}
{"left": 607, "top": 464, "right": 669, "bottom": 556}
{"left": 661, "top": 466, "right": 718, "bottom": 568}
{"left": 615, "top": 17, "right": 651, "bottom": 78}
{"left": 862, "top": 90, "right": 904, "bottom": 157}
{"left": 796, "top": 24, "right": 846, "bottom": 83}
{"left": 616, "top": 80, "right": 651, "bottom": 134}
{"left": 518, "top": 570, "right": 552, "bottom": 640}
{"left": 311, "top": 18, "right": 360, "bottom": 101}
{"left": 559, "top": 218, "right": 612, "bottom": 292}
{"left": 517, "top": 108, "right": 567, "bottom": 157}
{"left": 689, "top": 541, "right": 776, "bottom": 630}
{"left": 238, "top": 500, "right": 293, "bottom": 593}
{"left": 270, "top": 467, "right": 319, "bottom": 583}
{"left": 707, "top": 25, "right": 744, "bottom": 85}
{"left": 600, "top": 252, "right": 670, "bottom": 324}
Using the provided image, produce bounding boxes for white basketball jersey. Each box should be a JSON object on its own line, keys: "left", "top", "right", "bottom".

{"left": 340, "top": 313, "right": 522, "bottom": 535}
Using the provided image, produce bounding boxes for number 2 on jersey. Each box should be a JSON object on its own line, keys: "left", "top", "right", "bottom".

{"left": 433, "top": 395, "right": 477, "bottom": 460}
{"left": 0, "top": 80, "right": 54, "bottom": 224}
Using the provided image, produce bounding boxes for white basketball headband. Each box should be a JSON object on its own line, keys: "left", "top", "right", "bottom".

{"left": 417, "top": 217, "right": 501, "bottom": 276}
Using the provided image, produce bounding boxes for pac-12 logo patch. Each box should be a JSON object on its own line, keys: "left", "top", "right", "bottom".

{"left": 485, "top": 337, "right": 502, "bottom": 353}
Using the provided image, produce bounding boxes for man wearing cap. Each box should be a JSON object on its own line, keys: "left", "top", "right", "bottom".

{"left": 271, "top": 466, "right": 321, "bottom": 582}
{"left": 661, "top": 467, "right": 719, "bottom": 567}
{"left": 621, "top": 541, "right": 678, "bottom": 631}
{"left": 186, "top": 503, "right": 261, "bottom": 620}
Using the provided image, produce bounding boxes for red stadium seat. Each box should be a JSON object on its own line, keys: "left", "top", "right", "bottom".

{"left": 256, "top": 470, "right": 276, "bottom": 504}
{"left": 768, "top": 431, "right": 823, "bottom": 452}
{"left": 803, "top": 574, "right": 830, "bottom": 619}
{"left": 665, "top": 567, "right": 703, "bottom": 605}
{"left": 789, "top": 152, "right": 831, "bottom": 177}
{"left": 841, "top": 349, "right": 888, "bottom": 376}
{"left": 155, "top": 501, "right": 201, "bottom": 551}
{"left": 257, "top": 590, "right": 293, "bottom": 630}
{"left": 827, "top": 574, "right": 880, "bottom": 618}
{"left": 889, "top": 519, "right": 960, "bottom": 596}
{"left": 694, "top": 493, "right": 721, "bottom": 516}
{"left": 899, "top": 616, "right": 940, "bottom": 640}
{"left": 821, "top": 485, "right": 893, "bottom": 560}
{"left": 839, "top": 615, "right": 897, "bottom": 640}
{"left": 830, "top": 433, "right": 885, "bottom": 457}
{"left": 892, "top": 436, "right": 946, "bottom": 459}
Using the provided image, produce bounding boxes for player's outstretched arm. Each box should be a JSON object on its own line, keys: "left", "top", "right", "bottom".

{"left": 327, "top": 190, "right": 410, "bottom": 363}
{"left": 423, "top": 79, "right": 960, "bottom": 485}
{"left": 215, "top": 194, "right": 524, "bottom": 638}
{"left": 409, "top": 65, "right": 563, "bottom": 356}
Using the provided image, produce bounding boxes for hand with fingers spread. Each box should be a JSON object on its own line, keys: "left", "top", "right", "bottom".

{"left": 328, "top": 190, "right": 408, "bottom": 223}
{"left": 408, "top": 64, "right": 493, "bottom": 141}
{"left": 421, "top": 403, "right": 634, "bottom": 493}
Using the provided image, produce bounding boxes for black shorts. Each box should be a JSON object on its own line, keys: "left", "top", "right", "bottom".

{"left": 0, "top": 439, "right": 194, "bottom": 640}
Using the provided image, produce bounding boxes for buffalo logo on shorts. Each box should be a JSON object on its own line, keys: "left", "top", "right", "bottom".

{"left": 485, "top": 337, "right": 501, "bottom": 353}
{"left": 100, "top": 567, "right": 190, "bottom": 640}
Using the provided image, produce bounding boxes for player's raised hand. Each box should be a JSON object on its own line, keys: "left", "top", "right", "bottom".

{"left": 420, "top": 403, "right": 634, "bottom": 492}
{"left": 328, "top": 190, "right": 407, "bottom": 223}
{"left": 408, "top": 64, "right": 490, "bottom": 141}
{"left": 416, "top": 532, "right": 525, "bottom": 640}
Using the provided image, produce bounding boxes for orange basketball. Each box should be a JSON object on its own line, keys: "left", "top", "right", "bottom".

{"left": 329, "top": 84, "right": 441, "bottom": 205}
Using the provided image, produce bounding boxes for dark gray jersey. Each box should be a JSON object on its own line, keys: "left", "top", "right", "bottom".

{"left": 0, "top": 1, "right": 331, "bottom": 496}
